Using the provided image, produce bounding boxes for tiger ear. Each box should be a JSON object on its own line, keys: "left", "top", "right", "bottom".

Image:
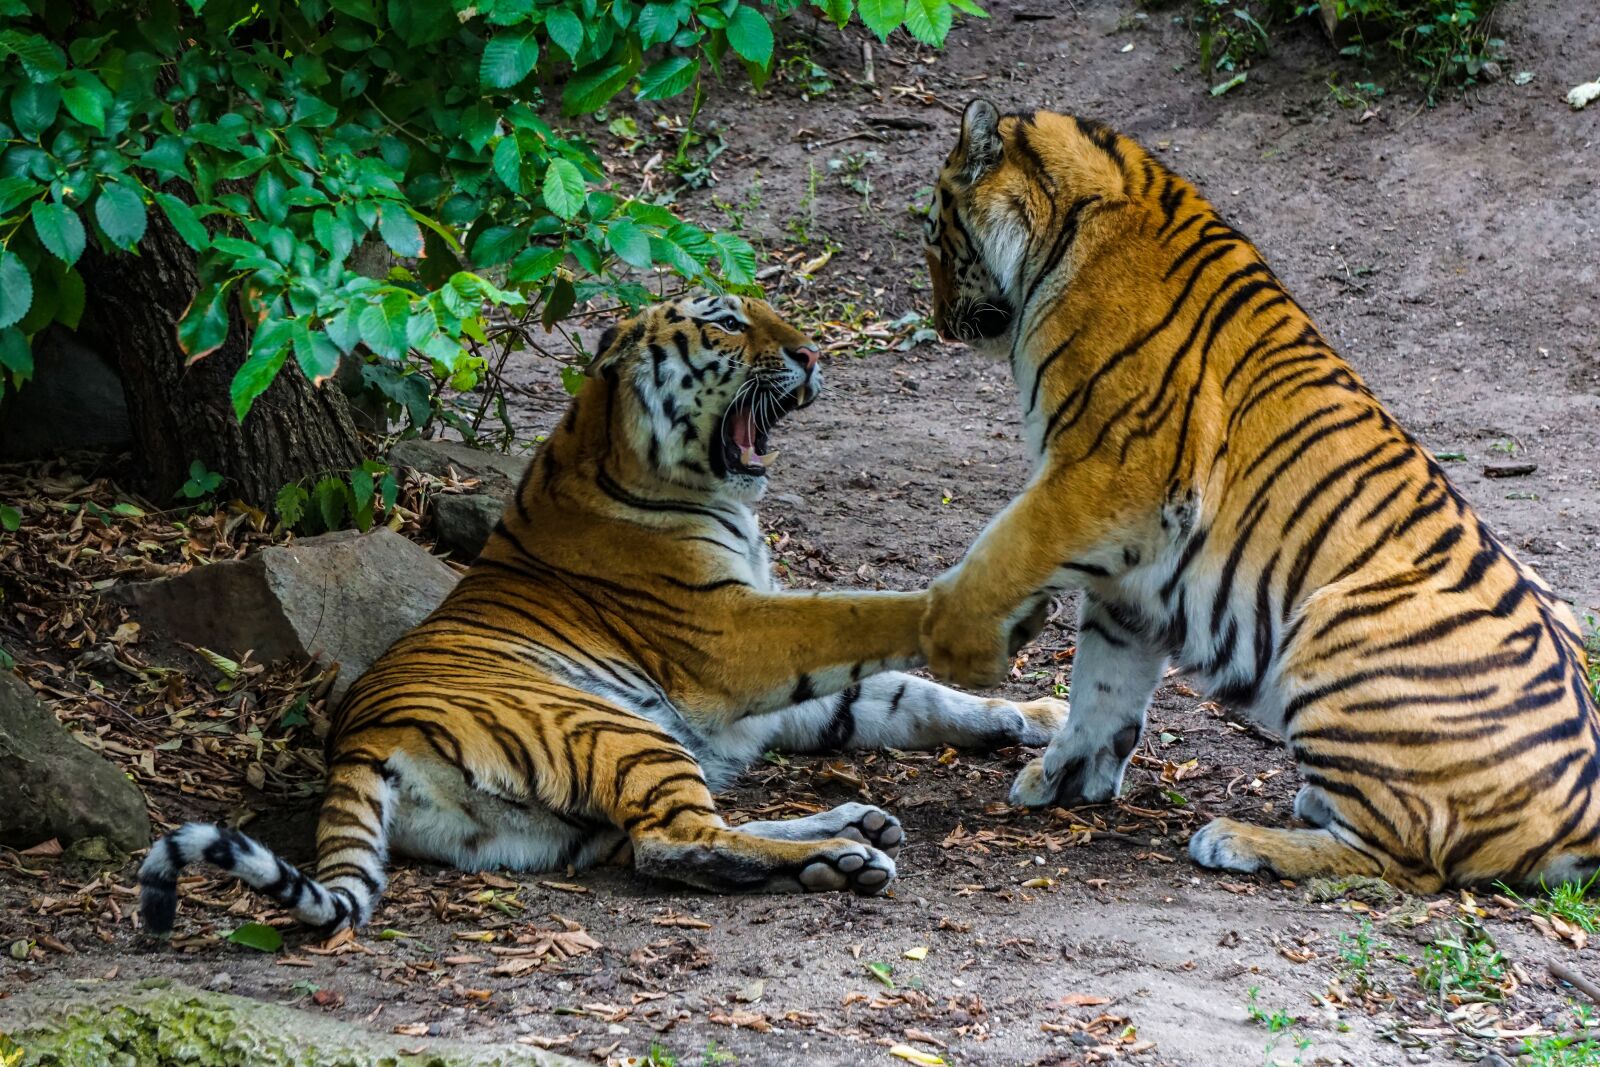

{"left": 587, "top": 322, "right": 621, "bottom": 377}
{"left": 957, "top": 98, "right": 1003, "bottom": 183}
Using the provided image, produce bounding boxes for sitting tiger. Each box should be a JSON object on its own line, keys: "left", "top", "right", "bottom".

{"left": 917, "top": 100, "right": 1599, "bottom": 891}
{"left": 140, "top": 293, "right": 1064, "bottom": 934}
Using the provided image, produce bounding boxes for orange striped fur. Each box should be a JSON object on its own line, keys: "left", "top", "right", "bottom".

{"left": 140, "top": 294, "right": 1064, "bottom": 933}
{"left": 918, "top": 101, "right": 1598, "bottom": 891}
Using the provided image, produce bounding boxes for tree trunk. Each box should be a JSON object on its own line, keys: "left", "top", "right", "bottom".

{"left": 74, "top": 197, "right": 362, "bottom": 509}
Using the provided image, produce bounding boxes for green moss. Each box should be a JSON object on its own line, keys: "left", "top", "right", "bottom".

{"left": 1, "top": 981, "right": 571, "bottom": 1067}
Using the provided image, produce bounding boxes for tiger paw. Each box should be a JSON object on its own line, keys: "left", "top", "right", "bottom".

{"left": 1187, "top": 818, "right": 1265, "bottom": 874}
{"left": 797, "top": 841, "right": 897, "bottom": 895}
{"left": 1008, "top": 749, "right": 1121, "bottom": 809}
{"left": 1014, "top": 697, "right": 1068, "bottom": 745}
{"left": 828, "top": 803, "right": 905, "bottom": 859}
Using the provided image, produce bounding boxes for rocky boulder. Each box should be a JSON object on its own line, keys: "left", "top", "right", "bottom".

{"left": 0, "top": 328, "right": 132, "bottom": 460}
{"left": 113, "top": 529, "right": 458, "bottom": 706}
{"left": 0, "top": 670, "right": 150, "bottom": 852}
{"left": 386, "top": 439, "right": 527, "bottom": 556}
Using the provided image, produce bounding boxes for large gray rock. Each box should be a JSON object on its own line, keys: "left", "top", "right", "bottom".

{"left": 113, "top": 529, "right": 458, "bottom": 706}
{"left": 386, "top": 438, "right": 529, "bottom": 498}
{"left": 432, "top": 492, "right": 507, "bottom": 558}
{"left": 0, "top": 328, "right": 132, "bottom": 459}
{"left": 0, "top": 670, "right": 150, "bottom": 851}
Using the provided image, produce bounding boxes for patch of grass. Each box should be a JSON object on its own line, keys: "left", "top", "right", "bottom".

{"left": 1245, "top": 987, "right": 1313, "bottom": 1064}
{"left": 1522, "top": 1007, "right": 1600, "bottom": 1067}
{"left": 1583, "top": 617, "right": 1599, "bottom": 705}
{"left": 1498, "top": 869, "right": 1600, "bottom": 934}
{"left": 1417, "top": 918, "right": 1509, "bottom": 1002}
{"left": 1335, "top": 919, "right": 1397, "bottom": 995}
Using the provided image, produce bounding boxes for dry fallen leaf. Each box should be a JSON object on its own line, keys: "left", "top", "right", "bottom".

{"left": 1060, "top": 993, "right": 1112, "bottom": 1007}
{"left": 709, "top": 1010, "right": 771, "bottom": 1032}
{"left": 889, "top": 1044, "right": 946, "bottom": 1066}
{"left": 903, "top": 946, "right": 928, "bottom": 960}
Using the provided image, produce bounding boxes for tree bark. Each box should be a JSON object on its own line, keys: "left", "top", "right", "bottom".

{"left": 73, "top": 196, "right": 362, "bottom": 508}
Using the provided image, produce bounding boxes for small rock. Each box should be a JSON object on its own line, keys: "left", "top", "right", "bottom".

{"left": 63, "top": 836, "right": 116, "bottom": 865}
{"left": 386, "top": 439, "right": 528, "bottom": 499}
{"left": 1482, "top": 462, "right": 1537, "bottom": 478}
{"left": 431, "top": 494, "right": 505, "bottom": 559}
{"left": 207, "top": 972, "right": 234, "bottom": 992}
{"left": 0, "top": 671, "right": 150, "bottom": 851}
{"left": 1479, "top": 61, "right": 1502, "bottom": 82}
{"left": 113, "top": 530, "right": 458, "bottom": 707}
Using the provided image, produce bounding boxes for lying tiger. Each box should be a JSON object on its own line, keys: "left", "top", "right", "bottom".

{"left": 140, "top": 293, "right": 1064, "bottom": 933}
{"left": 918, "top": 100, "right": 1600, "bottom": 891}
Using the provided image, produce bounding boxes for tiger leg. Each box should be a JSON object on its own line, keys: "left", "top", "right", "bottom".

{"left": 766, "top": 671, "right": 1068, "bottom": 753}
{"left": 1187, "top": 817, "right": 1425, "bottom": 887}
{"left": 736, "top": 802, "right": 905, "bottom": 858}
{"left": 601, "top": 740, "right": 896, "bottom": 895}
{"left": 1009, "top": 594, "right": 1167, "bottom": 808}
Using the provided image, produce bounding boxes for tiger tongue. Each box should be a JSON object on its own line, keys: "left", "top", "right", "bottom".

{"left": 730, "top": 410, "right": 777, "bottom": 470}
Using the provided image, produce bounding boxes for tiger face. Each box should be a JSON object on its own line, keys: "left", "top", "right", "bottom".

{"left": 924, "top": 101, "right": 1125, "bottom": 358}
{"left": 591, "top": 293, "right": 821, "bottom": 502}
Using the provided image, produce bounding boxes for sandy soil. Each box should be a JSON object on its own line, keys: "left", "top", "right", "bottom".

{"left": 3, "top": 2, "right": 1597, "bottom": 1066}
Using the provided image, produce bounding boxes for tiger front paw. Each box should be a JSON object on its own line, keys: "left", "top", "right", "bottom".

{"left": 921, "top": 582, "right": 1010, "bottom": 689}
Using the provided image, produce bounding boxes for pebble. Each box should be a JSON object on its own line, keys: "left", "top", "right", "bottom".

{"left": 206, "top": 972, "right": 232, "bottom": 992}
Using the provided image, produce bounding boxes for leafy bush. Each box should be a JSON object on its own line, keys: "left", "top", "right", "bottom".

{"left": 1184, "top": 0, "right": 1503, "bottom": 99}
{"left": 0, "top": 0, "right": 982, "bottom": 429}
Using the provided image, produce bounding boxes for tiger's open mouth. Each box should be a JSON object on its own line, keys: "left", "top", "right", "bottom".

{"left": 714, "top": 383, "right": 814, "bottom": 479}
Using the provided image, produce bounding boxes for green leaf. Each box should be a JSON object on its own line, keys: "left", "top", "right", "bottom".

{"left": 605, "top": 218, "right": 653, "bottom": 270}
{"left": 61, "top": 83, "right": 108, "bottom": 134}
{"left": 711, "top": 232, "right": 758, "bottom": 285}
{"left": 230, "top": 345, "right": 289, "bottom": 421}
{"left": 94, "top": 183, "right": 148, "bottom": 251}
{"left": 542, "top": 159, "right": 586, "bottom": 221}
{"left": 54, "top": 266, "right": 84, "bottom": 329}
{"left": 0, "top": 327, "right": 32, "bottom": 381}
{"left": 226, "top": 922, "right": 283, "bottom": 953}
{"left": 725, "top": 5, "right": 775, "bottom": 66}
{"left": 545, "top": 8, "right": 584, "bottom": 58}
{"left": 480, "top": 32, "right": 539, "bottom": 89}
{"left": 947, "top": 0, "right": 988, "bottom": 16}
{"left": 358, "top": 291, "right": 411, "bottom": 359}
{"left": 140, "top": 135, "right": 189, "bottom": 180}
{"left": 903, "top": 0, "right": 953, "bottom": 45}
{"left": 31, "top": 201, "right": 85, "bottom": 266}
{"left": 0, "top": 504, "right": 19, "bottom": 532}
{"left": 293, "top": 321, "right": 341, "bottom": 384}
{"left": 10, "top": 82, "right": 59, "bottom": 140}
{"left": 275, "top": 483, "right": 308, "bottom": 527}
{"left": 177, "top": 283, "right": 231, "bottom": 363}
{"left": 865, "top": 961, "right": 895, "bottom": 988}
{"left": 636, "top": 2, "right": 682, "bottom": 47}
{"left": 378, "top": 205, "right": 423, "bottom": 258}
{"left": 0, "top": 252, "right": 33, "bottom": 330}
{"left": 0, "top": 30, "right": 66, "bottom": 83}
{"left": 637, "top": 56, "right": 699, "bottom": 100}
{"left": 154, "top": 193, "right": 209, "bottom": 251}
{"left": 817, "top": 0, "right": 854, "bottom": 27}
{"left": 560, "top": 365, "right": 585, "bottom": 395}
{"left": 492, "top": 136, "right": 523, "bottom": 192}
{"left": 562, "top": 63, "right": 633, "bottom": 115}
{"left": 857, "top": 0, "right": 907, "bottom": 40}
{"left": 0, "top": 177, "right": 42, "bottom": 216}
{"left": 541, "top": 276, "right": 576, "bottom": 329}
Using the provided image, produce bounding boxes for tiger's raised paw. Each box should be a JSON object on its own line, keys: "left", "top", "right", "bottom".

{"left": 827, "top": 803, "right": 905, "bottom": 859}
{"left": 1187, "top": 818, "right": 1265, "bottom": 874}
{"left": 798, "top": 841, "right": 897, "bottom": 895}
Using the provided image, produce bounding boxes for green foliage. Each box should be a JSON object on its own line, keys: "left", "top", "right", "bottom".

{"left": 1497, "top": 868, "right": 1600, "bottom": 935}
{"left": 1184, "top": 0, "right": 1503, "bottom": 99}
{"left": 224, "top": 922, "right": 283, "bottom": 953}
{"left": 1522, "top": 1007, "right": 1600, "bottom": 1067}
{"left": 1417, "top": 918, "right": 1508, "bottom": 1002}
{"left": 175, "top": 459, "right": 224, "bottom": 500}
{"left": 1243, "top": 986, "right": 1312, "bottom": 1065}
{"left": 0, "top": 0, "right": 981, "bottom": 422}
{"left": 274, "top": 459, "right": 397, "bottom": 534}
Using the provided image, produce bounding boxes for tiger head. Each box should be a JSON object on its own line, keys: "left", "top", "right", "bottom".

{"left": 924, "top": 99, "right": 1129, "bottom": 355}
{"left": 587, "top": 293, "right": 821, "bottom": 502}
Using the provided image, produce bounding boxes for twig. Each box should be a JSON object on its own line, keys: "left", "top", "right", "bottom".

{"left": 807, "top": 130, "right": 890, "bottom": 148}
{"left": 860, "top": 40, "right": 876, "bottom": 87}
{"left": 863, "top": 114, "right": 935, "bottom": 130}
{"left": 1549, "top": 961, "right": 1600, "bottom": 1006}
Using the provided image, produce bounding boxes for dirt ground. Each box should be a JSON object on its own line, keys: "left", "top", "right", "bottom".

{"left": 4, "top": 1, "right": 1599, "bottom": 1065}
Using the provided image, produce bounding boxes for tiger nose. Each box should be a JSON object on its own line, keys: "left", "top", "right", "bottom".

{"left": 788, "top": 345, "right": 819, "bottom": 370}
